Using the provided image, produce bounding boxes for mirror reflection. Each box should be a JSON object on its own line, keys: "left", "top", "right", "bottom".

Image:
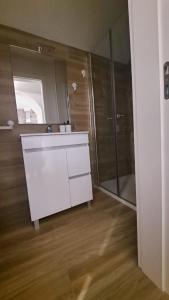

{"left": 10, "top": 46, "right": 69, "bottom": 124}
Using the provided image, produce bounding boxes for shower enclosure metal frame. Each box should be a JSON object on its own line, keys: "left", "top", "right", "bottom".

{"left": 108, "top": 29, "right": 120, "bottom": 196}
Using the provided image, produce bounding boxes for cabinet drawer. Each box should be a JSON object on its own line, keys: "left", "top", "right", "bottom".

{"left": 66, "top": 146, "right": 91, "bottom": 177}
{"left": 21, "top": 133, "right": 89, "bottom": 150}
{"left": 69, "top": 175, "right": 93, "bottom": 207}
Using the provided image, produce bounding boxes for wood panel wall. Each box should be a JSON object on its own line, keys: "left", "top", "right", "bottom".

{"left": 0, "top": 25, "right": 96, "bottom": 234}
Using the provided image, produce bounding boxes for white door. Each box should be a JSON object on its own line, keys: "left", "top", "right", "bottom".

{"left": 23, "top": 148, "right": 71, "bottom": 221}
{"left": 158, "top": 0, "right": 169, "bottom": 293}
{"left": 128, "top": 0, "right": 163, "bottom": 290}
{"left": 129, "top": 0, "right": 169, "bottom": 292}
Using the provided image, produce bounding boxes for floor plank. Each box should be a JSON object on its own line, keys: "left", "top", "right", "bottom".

{"left": 0, "top": 189, "right": 168, "bottom": 300}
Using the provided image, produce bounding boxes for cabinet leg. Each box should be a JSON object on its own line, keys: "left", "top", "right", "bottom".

{"left": 87, "top": 201, "right": 92, "bottom": 209}
{"left": 34, "top": 220, "right": 40, "bottom": 231}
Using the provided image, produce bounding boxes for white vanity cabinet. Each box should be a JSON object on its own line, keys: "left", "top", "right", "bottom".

{"left": 21, "top": 132, "right": 93, "bottom": 229}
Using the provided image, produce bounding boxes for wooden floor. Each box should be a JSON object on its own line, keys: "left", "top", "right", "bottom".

{"left": 1, "top": 189, "right": 169, "bottom": 300}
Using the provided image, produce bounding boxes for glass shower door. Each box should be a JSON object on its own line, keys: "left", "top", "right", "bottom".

{"left": 113, "top": 61, "right": 136, "bottom": 204}
{"left": 91, "top": 54, "right": 118, "bottom": 195}
{"left": 110, "top": 7, "right": 136, "bottom": 205}
{"left": 91, "top": 10, "right": 136, "bottom": 205}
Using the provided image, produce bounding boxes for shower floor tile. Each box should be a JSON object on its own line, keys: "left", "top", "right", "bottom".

{"left": 101, "top": 174, "right": 136, "bottom": 205}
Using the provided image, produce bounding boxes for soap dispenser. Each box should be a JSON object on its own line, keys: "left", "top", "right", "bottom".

{"left": 65, "top": 121, "right": 71, "bottom": 132}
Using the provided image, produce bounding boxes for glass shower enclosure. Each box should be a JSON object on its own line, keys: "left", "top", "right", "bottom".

{"left": 91, "top": 10, "right": 136, "bottom": 205}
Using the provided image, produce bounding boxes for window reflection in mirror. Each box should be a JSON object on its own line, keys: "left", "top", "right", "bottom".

{"left": 14, "top": 77, "right": 46, "bottom": 124}
{"left": 10, "top": 45, "right": 69, "bottom": 124}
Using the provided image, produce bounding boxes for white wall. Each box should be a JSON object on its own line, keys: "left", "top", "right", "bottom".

{"left": 111, "top": 11, "right": 131, "bottom": 64}
{"left": 93, "top": 11, "right": 131, "bottom": 64}
{"left": 0, "top": 0, "right": 127, "bottom": 51}
{"left": 128, "top": 0, "right": 163, "bottom": 289}
{"left": 92, "top": 33, "right": 110, "bottom": 59}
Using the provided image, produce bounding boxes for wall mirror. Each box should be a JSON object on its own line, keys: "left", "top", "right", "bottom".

{"left": 10, "top": 45, "right": 70, "bottom": 124}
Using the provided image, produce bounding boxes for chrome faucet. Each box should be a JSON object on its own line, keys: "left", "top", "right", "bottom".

{"left": 47, "top": 124, "right": 52, "bottom": 133}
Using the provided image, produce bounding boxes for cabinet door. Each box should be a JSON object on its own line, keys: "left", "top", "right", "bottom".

{"left": 66, "top": 145, "right": 91, "bottom": 177}
{"left": 23, "top": 148, "right": 70, "bottom": 221}
{"left": 69, "top": 175, "right": 93, "bottom": 207}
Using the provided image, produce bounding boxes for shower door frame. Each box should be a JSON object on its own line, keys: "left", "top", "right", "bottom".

{"left": 89, "top": 29, "right": 136, "bottom": 206}
{"left": 108, "top": 28, "right": 120, "bottom": 197}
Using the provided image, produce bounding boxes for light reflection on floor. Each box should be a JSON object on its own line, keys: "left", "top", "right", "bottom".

{"left": 77, "top": 205, "right": 123, "bottom": 300}
{"left": 77, "top": 275, "right": 92, "bottom": 300}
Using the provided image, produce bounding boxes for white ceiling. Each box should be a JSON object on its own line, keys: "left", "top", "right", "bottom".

{"left": 0, "top": 0, "right": 128, "bottom": 51}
